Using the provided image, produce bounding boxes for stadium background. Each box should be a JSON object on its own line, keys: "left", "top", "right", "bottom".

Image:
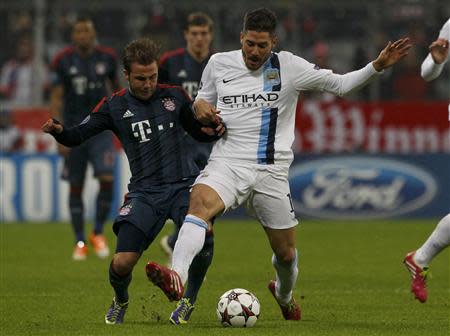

{"left": 1, "top": 0, "right": 448, "bottom": 222}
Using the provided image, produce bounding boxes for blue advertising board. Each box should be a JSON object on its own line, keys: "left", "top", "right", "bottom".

{"left": 1, "top": 153, "right": 448, "bottom": 222}
{"left": 289, "top": 154, "right": 449, "bottom": 219}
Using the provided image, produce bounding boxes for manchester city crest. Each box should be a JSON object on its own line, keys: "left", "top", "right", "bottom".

{"left": 264, "top": 68, "right": 280, "bottom": 86}
{"left": 162, "top": 98, "right": 176, "bottom": 111}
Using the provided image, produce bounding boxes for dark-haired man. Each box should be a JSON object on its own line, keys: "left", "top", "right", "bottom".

{"left": 50, "top": 18, "right": 120, "bottom": 260}
{"left": 43, "top": 37, "right": 225, "bottom": 324}
{"left": 146, "top": 8, "right": 411, "bottom": 321}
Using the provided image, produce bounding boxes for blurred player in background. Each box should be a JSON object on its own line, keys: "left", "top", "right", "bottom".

{"left": 158, "top": 12, "right": 215, "bottom": 270}
{"left": 146, "top": 7, "right": 411, "bottom": 321}
{"left": 403, "top": 17, "right": 449, "bottom": 303}
{"left": 50, "top": 17, "right": 120, "bottom": 260}
{"left": 43, "top": 37, "right": 225, "bottom": 324}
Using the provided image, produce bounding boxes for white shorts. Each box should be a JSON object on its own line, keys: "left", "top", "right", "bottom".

{"left": 193, "top": 159, "right": 298, "bottom": 229}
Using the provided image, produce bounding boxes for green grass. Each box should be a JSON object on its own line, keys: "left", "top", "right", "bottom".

{"left": 1, "top": 219, "right": 449, "bottom": 335}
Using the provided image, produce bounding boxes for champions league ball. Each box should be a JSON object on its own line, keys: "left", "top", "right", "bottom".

{"left": 216, "top": 288, "right": 260, "bottom": 327}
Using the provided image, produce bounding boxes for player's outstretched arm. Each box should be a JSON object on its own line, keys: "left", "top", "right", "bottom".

{"left": 372, "top": 37, "right": 412, "bottom": 71}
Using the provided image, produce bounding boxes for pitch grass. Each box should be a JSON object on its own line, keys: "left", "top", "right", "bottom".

{"left": 1, "top": 219, "right": 449, "bottom": 336}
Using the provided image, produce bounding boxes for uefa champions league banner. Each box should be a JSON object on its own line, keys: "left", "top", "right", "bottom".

{"left": 0, "top": 152, "right": 131, "bottom": 222}
{"left": 289, "top": 154, "right": 450, "bottom": 219}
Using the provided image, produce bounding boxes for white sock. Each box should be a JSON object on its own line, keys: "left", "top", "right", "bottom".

{"left": 415, "top": 214, "right": 450, "bottom": 267}
{"left": 171, "top": 215, "right": 207, "bottom": 284}
{"left": 272, "top": 249, "right": 298, "bottom": 305}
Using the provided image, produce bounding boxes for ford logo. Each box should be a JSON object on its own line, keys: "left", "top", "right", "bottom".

{"left": 289, "top": 157, "right": 437, "bottom": 219}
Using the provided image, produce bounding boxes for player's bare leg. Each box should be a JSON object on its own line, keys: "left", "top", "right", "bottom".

{"left": 404, "top": 214, "right": 450, "bottom": 302}
{"left": 105, "top": 252, "right": 139, "bottom": 324}
{"left": 146, "top": 184, "right": 223, "bottom": 301}
{"left": 264, "top": 227, "right": 301, "bottom": 320}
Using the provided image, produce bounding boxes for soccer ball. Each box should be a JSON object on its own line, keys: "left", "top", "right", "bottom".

{"left": 216, "top": 288, "right": 260, "bottom": 327}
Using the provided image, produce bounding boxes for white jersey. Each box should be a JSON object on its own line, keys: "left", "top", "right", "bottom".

{"left": 421, "top": 18, "right": 450, "bottom": 82}
{"left": 196, "top": 49, "right": 381, "bottom": 164}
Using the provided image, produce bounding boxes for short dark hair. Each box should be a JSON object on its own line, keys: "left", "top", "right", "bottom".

{"left": 185, "top": 12, "right": 214, "bottom": 31}
{"left": 122, "top": 38, "right": 160, "bottom": 72}
{"left": 73, "top": 16, "right": 94, "bottom": 27}
{"left": 243, "top": 8, "right": 277, "bottom": 35}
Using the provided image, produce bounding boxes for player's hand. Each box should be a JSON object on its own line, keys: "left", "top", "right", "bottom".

{"left": 41, "top": 118, "right": 63, "bottom": 134}
{"left": 372, "top": 37, "right": 412, "bottom": 71}
{"left": 429, "top": 38, "right": 449, "bottom": 64}
{"left": 193, "top": 98, "right": 219, "bottom": 125}
{"left": 42, "top": 119, "right": 70, "bottom": 156}
{"left": 200, "top": 116, "right": 226, "bottom": 137}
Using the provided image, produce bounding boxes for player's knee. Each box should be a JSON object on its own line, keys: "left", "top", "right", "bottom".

{"left": 98, "top": 174, "right": 114, "bottom": 183}
{"left": 98, "top": 180, "right": 114, "bottom": 200}
{"left": 275, "top": 247, "right": 297, "bottom": 265}
{"left": 112, "top": 253, "right": 139, "bottom": 275}
{"left": 188, "top": 195, "right": 208, "bottom": 217}
{"left": 69, "top": 184, "right": 83, "bottom": 205}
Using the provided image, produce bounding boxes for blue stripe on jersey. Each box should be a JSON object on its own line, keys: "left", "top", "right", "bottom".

{"left": 258, "top": 53, "right": 281, "bottom": 164}
{"left": 257, "top": 107, "right": 278, "bottom": 164}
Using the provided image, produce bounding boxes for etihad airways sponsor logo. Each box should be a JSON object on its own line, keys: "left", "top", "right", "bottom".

{"left": 221, "top": 93, "right": 279, "bottom": 108}
{"left": 289, "top": 157, "right": 438, "bottom": 219}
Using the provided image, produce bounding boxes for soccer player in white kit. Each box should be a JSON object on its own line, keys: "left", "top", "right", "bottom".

{"left": 403, "top": 18, "right": 450, "bottom": 303}
{"left": 146, "top": 8, "right": 411, "bottom": 320}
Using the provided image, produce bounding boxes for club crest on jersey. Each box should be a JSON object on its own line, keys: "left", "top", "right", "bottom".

{"left": 162, "top": 98, "right": 176, "bottom": 111}
{"left": 96, "top": 62, "right": 106, "bottom": 75}
{"left": 119, "top": 204, "right": 132, "bottom": 216}
{"left": 69, "top": 66, "right": 78, "bottom": 75}
{"left": 264, "top": 69, "right": 280, "bottom": 86}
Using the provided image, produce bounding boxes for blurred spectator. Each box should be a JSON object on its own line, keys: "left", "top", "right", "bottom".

{"left": 392, "top": 48, "right": 428, "bottom": 100}
{"left": 303, "top": 41, "right": 339, "bottom": 102}
{"left": 0, "top": 33, "right": 48, "bottom": 107}
{"left": 140, "top": 4, "right": 171, "bottom": 50}
{"left": 0, "top": 109, "right": 23, "bottom": 153}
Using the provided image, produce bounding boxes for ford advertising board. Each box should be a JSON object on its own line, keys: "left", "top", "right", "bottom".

{"left": 289, "top": 155, "right": 449, "bottom": 219}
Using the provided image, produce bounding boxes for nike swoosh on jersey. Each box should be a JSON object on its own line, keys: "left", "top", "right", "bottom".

{"left": 222, "top": 77, "right": 238, "bottom": 83}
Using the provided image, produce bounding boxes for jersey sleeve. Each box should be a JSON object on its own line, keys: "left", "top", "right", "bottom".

{"left": 52, "top": 97, "right": 113, "bottom": 146}
{"left": 287, "top": 53, "right": 381, "bottom": 96}
{"left": 195, "top": 55, "right": 217, "bottom": 104}
{"left": 421, "top": 19, "right": 450, "bottom": 81}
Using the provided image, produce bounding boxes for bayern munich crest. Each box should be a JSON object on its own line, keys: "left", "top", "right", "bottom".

{"left": 95, "top": 62, "right": 106, "bottom": 75}
{"left": 119, "top": 204, "right": 132, "bottom": 216}
{"left": 162, "top": 98, "right": 176, "bottom": 111}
